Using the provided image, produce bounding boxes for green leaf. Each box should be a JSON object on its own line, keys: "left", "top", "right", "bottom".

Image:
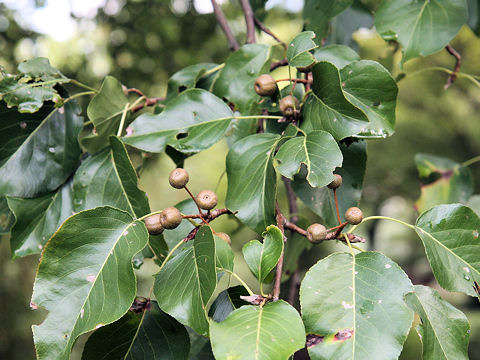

{"left": 31, "top": 206, "right": 149, "bottom": 360}
{"left": 286, "top": 31, "right": 318, "bottom": 67}
{"left": 208, "top": 286, "right": 250, "bottom": 323}
{"left": 73, "top": 136, "right": 150, "bottom": 217}
{"left": 0, "top": 58, "right": 66, "bottom": 113}
{"left": 414, "top": 153, "right": 472, "bottom": 213}
{"left": 275, "top": 131, "right": 343, "bottom": 188}
{"left": 0, "top": 196, "right": 15, "bottom": 234}
{"left": 154, "top": 226, "right": 216, "bottom": 336}
{"left": 292, "top": 141, "right": 366, "bottom": 228}
{"left": 302, "top": 60, "right": 397, "bottom": 140}
{"left": 375, "top": 0, "right": 468, "bottom": 64}
{"left": 162, "top": 198, "right": 197, "bottom": 250}
{"left": 303, "top": 0, "right": 354, "bottom": 40}
{"left": 242, "top": 225, "right": 283, "bottom": 283}
{"left": 166, "top": 63, "right": 218, "bottom": 103}
{"left": 405, "top": 285, "right": 470, "bottom": 360}
{"left": 122, "top": 89, "right": 233, "bottom": 154}
{"left": 215, "top": 234, "right": 234, "bottom": 272}
{"left": 0, "top": 99, "right": 83, "bottom": 197}
{"left": 415, "top": 204, "right": 480, "bottom": 296}
{"left": 300, "top": 252, "right": 414, "bottom": 359}
{"left": 82, "top": 301, "right": 190, "bottom": 360}
{"left": 210, "top": 300, "right": 305, "bottom": 360}
{"left": 326, "top": 5, "right": 373, "bottom": 48}
{"left": 314, "top": 45, "right": 360, "bottom": 69}
{"left": 226, "top": 133, "right": 280, "bottom": 233}
{"left": 81, "top": 76, "right": 129, "bottom": 153}
{"left": 212, "top": 44, "right": 271, "bottom": 114}
{"left": 7, "top": 179, "right": 73, "bottom": 258}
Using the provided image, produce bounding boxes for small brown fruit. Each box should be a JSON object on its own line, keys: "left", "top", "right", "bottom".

{"left": 254, "top": 74, "right": 277, "bottom": 96}
{"left": 196, "top": 190, "right": 218, "bottom": 210}
{"left": 279, "top": 95, "right": 299, "bottom": 116}
{"left": 216, "top": 232, "right": 232, "bottom": 245}
{"left": 306, "top": 223, "right": 327, "bottom": 244}
{"left": 327, "top": 174, "right": 342, "bottom": 190}
{"left": 345, "top": 207, "right": 363, "bottom": 225}
{"left": 144, "top": 214, "right": 164, "bottom": 235}
{"left": 159, "top": 207, "right": 182, "bottom": 229}
{"left": 169, "top": 168, "right": 189, "bottom": 189}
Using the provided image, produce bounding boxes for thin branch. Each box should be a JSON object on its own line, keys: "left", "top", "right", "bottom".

{"left": 254, "top": 17, "right": 286, "bottom": 48}
{"left": 287, "top": 268, "right": 301, "bottom": 306}
{"left": 283, "top": 221, "right": 365, "bottom": 243}
{"left": 282, "top": 177, "right": 298, "bottom": 223}
{"left": 270, "top": 59, "right": 288, "bottom": 71}
{"left": 131, "top": 97, "right": 164, "bottom": 112}
{"left": 445, "top": 44, "right": 461, "bottom": 89}
{"left": 182, "top": 208, "right": 234, "bottom": 242}
{"left": 273, "top": 203, "right": 286, "bottom": 301}
{"left": 239, "top": 0, "right": 256, "bottom": 44}
{"left": 333, "top": 189, "right": 342, "bottom": 225}
{"left": 276, "top": 78, "right": 311, "bottom": 84}
{"left": 211, "top": 0, "right": 239, "bottom": 51}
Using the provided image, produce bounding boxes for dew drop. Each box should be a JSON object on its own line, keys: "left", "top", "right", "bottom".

{"left": 464, "top": 274, "right": 471, "bottom": 281}
{"left": 385, "top": 264, "right": 392, "bottom": 269}
{"left": 48, "top": 147, "right": 56, "bottom": 153}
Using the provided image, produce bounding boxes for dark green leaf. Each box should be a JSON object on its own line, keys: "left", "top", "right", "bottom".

{"left": 314, "top": 44, "right": 360, "bottom": 68}
{"left": 0, "top": 99, "right": 83, "bottom": 197}
{"left": 81, "top": 76, "right": 129, "bottom": 153}
{"left": 212, "top": 44, "right": 271, "bottom": 114}
{"left": 166, "top": 63, "right": 218, "bottom": 103}
{"left": 415, "top": 204, "right": 480, "bottom": 296}
{"left": 414, "top": 154, "right": 472, "bottom": 213}
{"left": 242, "top": 225, "right": 283, "bottom": 283}
{"left": 226, "top": 133, "right": 280, "bottom": 233}
{"left": 0, "top": 196, "right": 15, "bottom": 234}
{"left": 405, "top": 285, "right": 470, "bottom": 360}
{"left": 210, "top": 300, "right": 305, "bottom": 359}
{"left": 154, "top": 226, "right": 216, "bottom": 336}
{"left": 275, "top": 131, "right": 342, "bottom": 188}
{"left": 7, "top": 179, "right": 73, "bottom": 258}
{"left": 326, "top": 5, "right": 373, "bottom": 48}
{"left": 122, "top": 89, "right": 233, "bottom": 153}
{"left": 292, "top": 141, "right": 366, "bottom": 228}
{"left": 82, "top": 301, "right": 190, "bottom": 360}
{"left": 286, "top": 31, "right": 318, "bottom": 67}
{"left": 467, "top": 0, "right": 480, "bottom": 35}
{"left": 0, "top": 58, "right": 66, "bottom": 113}
{"left": 31, "top": 206, "right": 149, "bottom": 360}
{"left": 215, "top": 234, "right": 234, "bottom": 272}
{"left": 375, "top": 0, "right": 467, "bottom": 64}
{"left": 303, "top": 0, "right": 354, "bottom": 40}
{"left": 300, "top": 252, "right": 413, "bottom": 359}
{"left": 208, "top": 290, "right": 236, "bottom": 323}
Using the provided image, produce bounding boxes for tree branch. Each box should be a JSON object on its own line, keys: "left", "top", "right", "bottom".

{"left": 182, "top": 208, "right": 234, "bottom": 242}
{"left": 254, "top": 17, "right": 286, "bottom": 48}
{"left": 131, "top": 97, "right": 164, "bottom": 112}
{"left": 270, "top": 59, "right": 288, "bottom": 71}
{"left": 445, "top": 44, "right": 461, "bottom": 89}
{"left": 273, "top": 203, "right": 286, "bottom": 300}
{"left": 282, "top": 177, "right": 298, "bottom": 223}
{"left": 239, "top": 0, "right": 256, "bottom": 44}
{"left": 211, "top": 0, "right": 239, "bottom": 51}
{"left": 287, "top": 268, "right": 300, "bottom": 306}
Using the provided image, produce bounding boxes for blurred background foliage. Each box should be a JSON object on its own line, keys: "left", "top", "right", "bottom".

{"left": 0, "top": 0, "right": 479, "bottom": 359}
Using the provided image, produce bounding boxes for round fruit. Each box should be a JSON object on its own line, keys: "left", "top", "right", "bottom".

{"left": 327, "top": 174, "right": 342, "bottom": 190}
{"left": 169, "top": 168, "right": 189, "bottom": 189}
{"left": 279, "top": 95, "right": 299, "bottom": 116}
{"left": 306, "top": 223, "right": 327, "bottom": 244}
{"left": 144, "top": 214, "right": 164, "bottom": 235}
{"left": 196, "top": 190, "right": 218, "bottom": 210}
{"left": 345, "top": 207, "right": 363, "bottom": 225}
{"left": 216, "top": 232, "right": 232, "bottom": 245}
{"left": 254, "top": 74, "right": 277, "bottom": 96}
{"left": 297, "top": 63, "right": 314, "bottom": 73}
{"left": 159, "top": 207, "right": 182, "bottom": 229}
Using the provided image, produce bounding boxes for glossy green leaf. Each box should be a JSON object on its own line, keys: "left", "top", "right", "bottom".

{"left": 210, "top": 300, "right": 305, "bottom": 360}
{"left": 7, "top": 179, "right": 73, "bottom": 258}
{"left": 166, "top": 63, "right": 218, "bottom": 102}
{"left": 212, "top": 44, "right": 271, "bottom": 114}
{"left": 122, "top": 89, "right": 233, "bottom": 153}
{"left": 215, "top": 234, "right": 234, "bottom": 272}
{"left": 81, "top": 76, "right": 129, "bottom": 153}
{"left": 0, "top": 58, "right": 66, "bottom": 113}
{"left": 414, "top": 153, "right": 472, "bottom": 213}
{"left": 0, "top": 99, "right": 83, "bottom": 197}
{"left": 314, "top": 45, "right": 360, "bottom": 69}
{"left": 415, "top": 204, "right": 480, "bottom": 296}
{"left": 405, "top": 285, "right": 470, "bottom": 360}
{"left": 82, "top": 301, "right": 190, "bottom": 360}
{"left": 286, "top": 31, "right": 318, "bottom": 67}
{"left": 242, "top": 225, "right": 283, "bottom": 283}
{"left": 275, "top": 131, "right": 342, "bottom": 188}
{"left": 208, "top": 290, "right": 236, "bottom": 323}
{"left": 300, "top": 252, "right": 413, "bottom": 359}
{"left": 375, "top": 0, "right": 467, "bottom": 64}
{"left": 226, "top": 133, "right": 280, "bottom": 233}
{"left": 73, "top": 136, "right": 150, "bottom": 217}
{"left": 303, "top": 0, "right": 354, "bottom": 40}
{"left": 302, "top": 60, "right": 396, "bottom": 140}
{"left": 31, "top": 206, "right": 149, "bottom": 360}
{"left": 154, "top": 226, "right": 216, "bottom": 336}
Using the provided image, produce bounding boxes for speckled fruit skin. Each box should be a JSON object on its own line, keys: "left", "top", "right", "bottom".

{"left": 169, "top": 168, "right": 189, "bottom": 189}
{"left": 254, "top": 74, "right": 277, "bottom": 96}
{"left": 279, "top": 95, "right": 299, "bottom": 116}
{"left": 345, "top": 207, "right": 363, "bottom": 225}
{"left": 160, "top": 207, "right": 183, "bottom": 229}
{"left": 327, "top": 174, "right": 343, "bottom": 190}
{"left": 144, "top": 214, "right": 164, "bottom": 235}
{"left": 307, "top": 223, "right": 327, "bottom": 244}
{"left": 196, "top": 190, "right": 218, "bottom": 210}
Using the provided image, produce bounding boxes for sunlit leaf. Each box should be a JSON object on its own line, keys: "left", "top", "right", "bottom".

{"left": 286, "top": 31, "right": 318, "bottom": 67}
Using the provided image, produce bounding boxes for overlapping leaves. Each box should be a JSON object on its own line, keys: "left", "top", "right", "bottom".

{"left": 303, "top": 0, "right": 353, "bottom": 40}
{"left": 286, "top": 31, "right": 318, "bottom": 68}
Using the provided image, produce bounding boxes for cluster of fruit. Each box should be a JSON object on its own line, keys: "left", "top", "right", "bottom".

{"left": 254, "top": 74, "right": 299, "bottom": 117}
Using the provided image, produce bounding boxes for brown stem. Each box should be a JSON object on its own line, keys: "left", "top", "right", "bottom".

{"left": 131, "top": 97, "right": 164, "bottom": 112}
{"left": 288, "top": 268, "right": 301, "bottom": 306}
{"left": 333, "top": 189, "right": 342, "bottom": 225}
{"left": 239, "top": 0, "right": 256, "bottom": 44}
{"left": 270, "top": 59, "right": 288, "bottom": 71}
{"left": 276, "top": 78, "right": 311, "bottom": 84}
{"left": 273, "top": 203, "right": 287, "bottom": 301}
{"left": 282, "top": 177, "right": 298, "bottom": 223}
{"left": 184, "top": 185, "right": 204, "bottom": 216}
{"left": 284, "top": 221, "right": 365, "bottom": 243}
{"left": 183, "top": 208, "right": 233, "bottom": 242}
{"left": 445, "top": 44, "right": 461, "bottom": 89}
{"left": 254, "top": 17, "right": 286, "bottom": 48}
{"left": 211, "top": 0, "right": 239, "bottom": 51}
{"left": 127, "top": 88, "right": 145, "bottom": 96}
